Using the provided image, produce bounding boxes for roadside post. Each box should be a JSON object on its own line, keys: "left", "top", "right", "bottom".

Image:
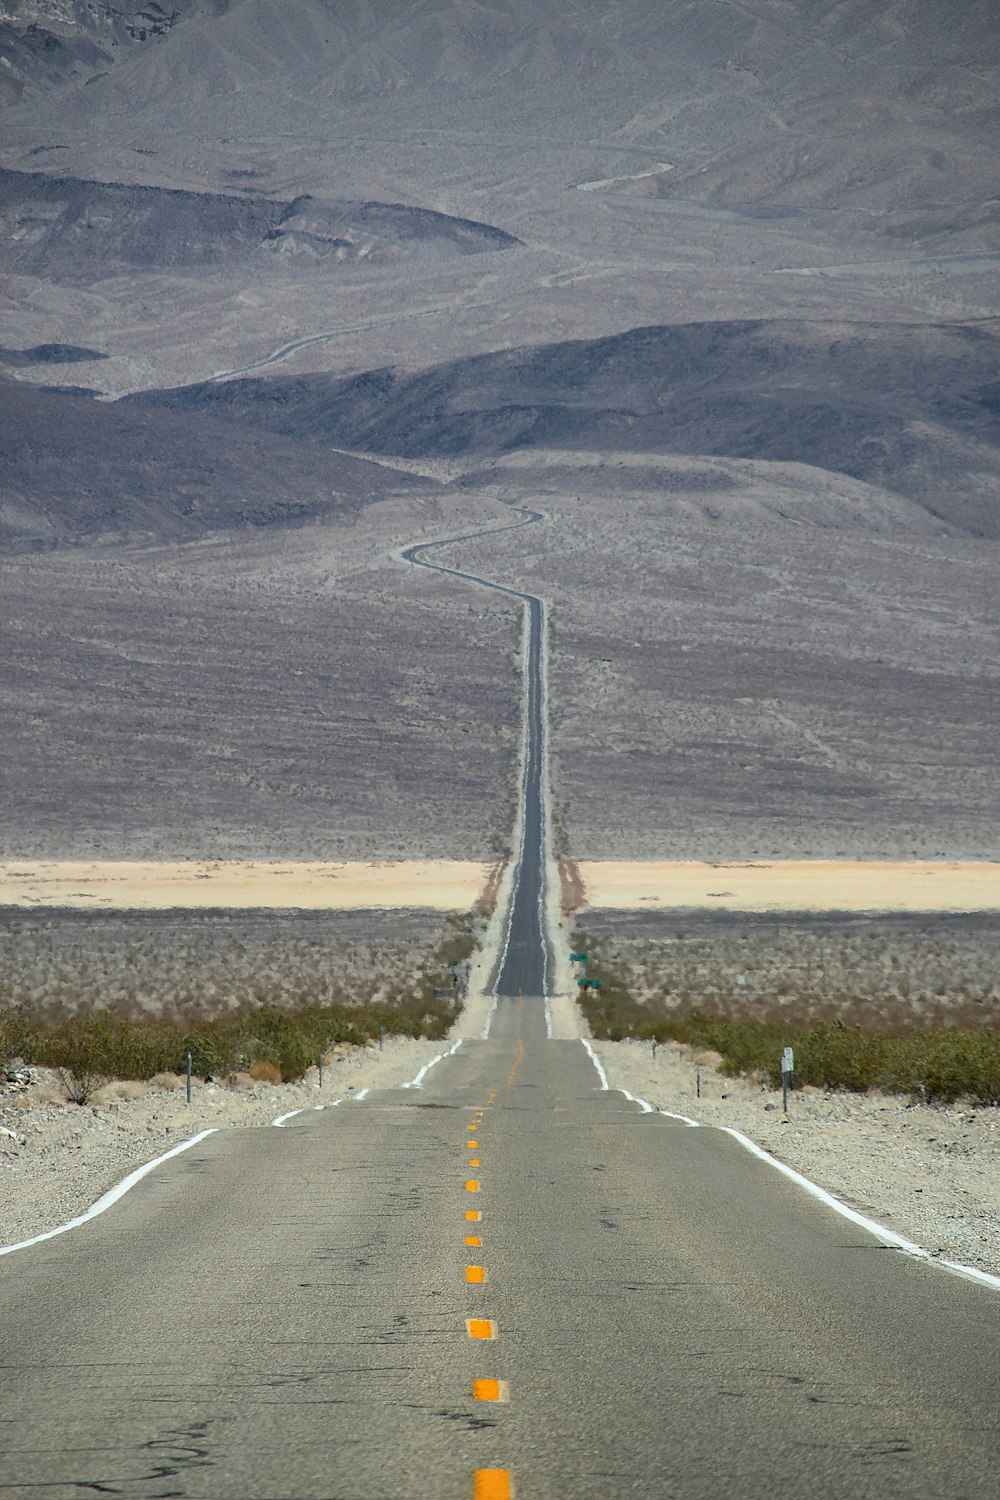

{"left": 781, "top": 1046, "right": 794, "bottom": 1113}
{"left": 186, "top": 1050, "right": 192, "bottom": 1106}
{"left": 318, "top": 1054, "right": 323, "bottom": 1089}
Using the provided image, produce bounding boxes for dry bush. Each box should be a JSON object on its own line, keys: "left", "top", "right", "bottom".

{"left": 0, "top": 911, "right": 475, "bottom": 1089}
{"left": 575, "top": 922, "right": 1000, "bottom": 1105}
{"left": 248, "top": 1059, "right": 282, "bottom": 1085}
{"left": 98, "top": 1080, "right": 149, "bottom": 1102}
{"left": 151, "top": 1071, "right": 184, "bottom": 1091}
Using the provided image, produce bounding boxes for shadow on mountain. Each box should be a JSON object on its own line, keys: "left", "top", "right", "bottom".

{"left": 0, "top": 380, "right": 424, "bottom": 550}
{"left": 1, "top": 342, "right": 107, "bottom": 367}
{"left": 130, "top": 319, "right": 1000, "bottom": 537}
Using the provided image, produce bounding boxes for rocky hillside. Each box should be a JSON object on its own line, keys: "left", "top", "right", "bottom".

{"left": 131, "top": 318, "right": 1000, "bottom": 537}
{"left": 0, "top": 1, "right": 234, "bottom": 105}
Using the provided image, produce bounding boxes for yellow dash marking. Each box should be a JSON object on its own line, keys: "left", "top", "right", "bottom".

{"left": 466, "top": 1265, "right": 486, "bottom": 1284}
{"left": 465, "top": 1209, "right": 482, "bottom": 1222}
{"left": 466, "top": 1179, "right": 480, "bottom": 1192}
{"left": 466, "top": 1318, "right": 496, "bottom": 1340}
{"left": 467, "top": 1140, "right": 477, "bottom": 1148}
{"left": 474, "top": 1469, "right": 512, "bottom": 1500}
{"left": 468, "top": 1157, "right": 481, "bottom": 1167}
{"left": 473, "top": 1378, "right": 509, "bottom": 1403}
{"left": 465, "top": 1235, "right": 481, "bottom": 1246}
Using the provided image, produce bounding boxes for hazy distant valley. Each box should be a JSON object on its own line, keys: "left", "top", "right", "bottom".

{"left": 1, "top": 0, "right": 997, "bottom": 866}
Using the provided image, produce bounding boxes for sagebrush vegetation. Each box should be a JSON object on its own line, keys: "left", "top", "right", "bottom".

{"left": 0, "top": 911, "right": 476, "bottom": 1101}
{"left": 574, "top": 923, "right": 1000, "bottom": 1107}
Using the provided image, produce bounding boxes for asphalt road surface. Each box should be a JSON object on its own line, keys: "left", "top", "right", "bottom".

{"left": 4, "top": 999, "right": 1000, "bottom": 1499}
{"left": 402, "top": 513, "right": 550, "bottom": 997}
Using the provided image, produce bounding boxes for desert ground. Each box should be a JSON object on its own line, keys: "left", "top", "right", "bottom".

{"left": 0, "top": 858, "right": 492, "bottom": 910}
{"left": 572, "top": 860, "right": 1000, "bottom": 913}
{"left": 0, "top": 905, "right": 478, "bottom": 1023}
{"left": 2, "top": 475, "right": 996, "bottom": 865}
{"left": 0, "top": 497, "right": 522, "bottom": 861}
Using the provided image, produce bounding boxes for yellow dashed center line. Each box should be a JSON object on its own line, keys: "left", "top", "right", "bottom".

{"left": 473, "top": 1378, "right": 509, "bottom": 1403}
{"left": 505, "top": 997, "right": 526, "bottom": 1087}
{"left": 460, "top": 1108, "right": 509, "bottom": 1500}
{"left": 474, "top": 1469, "right": 512, "bottom": 1500}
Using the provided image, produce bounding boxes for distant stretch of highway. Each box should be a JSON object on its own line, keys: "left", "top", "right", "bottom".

{"left": 3, "top": 516, "right": 1000, "bottom": 1500}
{"left": 402, "top": 512, "right": 550, "bottom": 998}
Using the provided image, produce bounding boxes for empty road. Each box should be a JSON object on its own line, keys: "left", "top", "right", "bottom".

{"left": 4, "top": 1001, "right": 1000, "bottom": 1498}
{"left": 403, "top": 513, "right": 550, "bottom": 997}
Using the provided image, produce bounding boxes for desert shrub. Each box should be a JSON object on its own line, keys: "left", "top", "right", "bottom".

{"left": 35, "top": 1014, "right": 120, "bottom": 1103}
{"left": 243, "top": 1007, "right": 316, "bottom": 1082}
{"left": 575, "top": 932, "right": 1000, "bottom": 1105}
{"left": 0, "top": 1005, "right": 37, "bottom": 1066}
{"left": 179, "top": 1030, "right": 224, "bottom": 1080}
{"left": 0, "top": 911, "right": 469, "bottom": 1090}
{"left": 436, "top": 927, "right": 477, "bottom": 968}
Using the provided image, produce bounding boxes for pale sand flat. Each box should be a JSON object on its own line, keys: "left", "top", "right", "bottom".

{"left": 0, "top": 860, "right": 490, "bottom": 911}
{"left": 576, "top": 860, "right": 1000, "bottom": 913}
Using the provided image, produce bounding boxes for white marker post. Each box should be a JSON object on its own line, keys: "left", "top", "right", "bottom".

{"left": 781, "top": 1046, "right": 794, "bottom": 1113}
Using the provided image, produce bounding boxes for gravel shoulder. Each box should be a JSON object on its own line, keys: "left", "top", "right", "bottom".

{"left": 593, "top": 1037, "right": 1000, "bottom": 1279}
{"left": 1, "top": 1035, "right": 448, "bottom": 1249}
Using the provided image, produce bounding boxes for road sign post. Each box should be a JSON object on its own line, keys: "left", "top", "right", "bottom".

{"left": 781, "top": 1046, "right": 794, "bottom": 1112}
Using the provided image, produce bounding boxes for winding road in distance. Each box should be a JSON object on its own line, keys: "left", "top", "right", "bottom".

{"left": 402, "top": 510, "right": 551, "bottom": 999}
{"left": 3, "top": 514, "right": 1000, "bottom": 1499}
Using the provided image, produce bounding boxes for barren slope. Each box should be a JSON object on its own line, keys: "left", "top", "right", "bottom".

{"left": 1, "top": 0, "right": 997, "bottom": 866}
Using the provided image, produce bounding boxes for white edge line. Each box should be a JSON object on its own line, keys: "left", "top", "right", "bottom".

{"left": 619, "top": 1088, "right": 653, "bottom": 1114}
{"left": 0, "top": 1129, "right": 219, "bottom": 1258}
{"left": 272, "top": 1108, "right": 304, "bottom": 1127}
{"left": 480, "top": 993, "right": 499, "bottom": 1040}
{"left": 580, "top": 1037, "right": 609, "bottom": 1089}
{"left": 401, "top": 1037, "right": 463, "bottom": 1089}
{"left": 658, "top": 1107, "right": 701, "bottom": 1128}
{"left": 275, "top": 1098, "right": 346, "bottom": 1122}
{"left": 580, "top": 1055, "right": 1000, "bottom": 1288}
{"left": 721, "top": 1126, "right": 1000, "bottom": 1291}
{"left": 582, "top": 1041, "right": 686, "bottom": 1118}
